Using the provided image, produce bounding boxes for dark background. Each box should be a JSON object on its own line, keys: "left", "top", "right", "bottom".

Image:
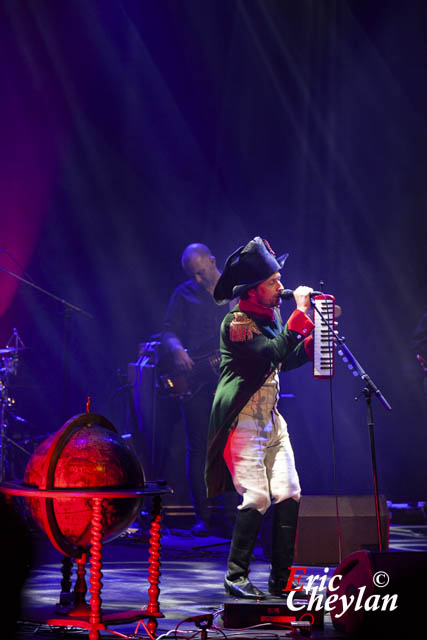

{"left": 1, "top": 0, "right": 426, "bottom": 501}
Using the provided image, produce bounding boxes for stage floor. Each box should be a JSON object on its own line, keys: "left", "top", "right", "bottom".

{"left": 16, "top": 523, "right": 427, "bottom": 640}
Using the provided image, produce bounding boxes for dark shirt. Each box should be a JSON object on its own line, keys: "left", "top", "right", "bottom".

{"left": 163, "top": 279, "right": 227, "bottom": 355}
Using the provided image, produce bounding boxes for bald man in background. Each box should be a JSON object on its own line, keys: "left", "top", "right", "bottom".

{"left": 163, "top": 244, "right": 230, "bottom": 535}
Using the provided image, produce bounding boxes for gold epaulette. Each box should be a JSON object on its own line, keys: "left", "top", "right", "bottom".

{"left": 229, "top": 312, "right": 261, "bottom": 342}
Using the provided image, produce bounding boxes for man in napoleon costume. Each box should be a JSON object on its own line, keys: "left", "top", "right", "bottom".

{"left": 205, "top": 236, "right": 315, "bottom": 599}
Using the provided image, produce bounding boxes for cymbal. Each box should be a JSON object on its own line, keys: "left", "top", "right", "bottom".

{"left": 0, "top": 346, "right": 26, "bottom": 355}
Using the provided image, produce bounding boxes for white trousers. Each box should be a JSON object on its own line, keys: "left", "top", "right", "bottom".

{"left": 223, "top": 371, "right": 301, "bottom": 515}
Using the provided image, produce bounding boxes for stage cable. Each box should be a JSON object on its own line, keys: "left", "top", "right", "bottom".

{"left": 312, "top": 286, "right": 343, "bottom": 565}
{"left": 329, "top": 373, "right": 343, "bottom": 565}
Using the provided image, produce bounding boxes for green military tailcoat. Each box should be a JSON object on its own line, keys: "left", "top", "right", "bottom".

{"left": 205, "top": 304, "right": 314, "bottom": 498}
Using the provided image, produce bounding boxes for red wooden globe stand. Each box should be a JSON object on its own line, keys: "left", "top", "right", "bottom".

{"left": 0, "top": 482, "right": 172, "bottom": 640}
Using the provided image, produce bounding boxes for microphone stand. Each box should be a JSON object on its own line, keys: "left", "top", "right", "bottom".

{"left": 0, "top": 265, "right": 93, "bottom": 425}
{"left": 312, "top": 296, "right": 392, "bottom": 552}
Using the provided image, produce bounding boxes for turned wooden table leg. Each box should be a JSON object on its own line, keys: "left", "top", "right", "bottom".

{"left": 58, "top": 556, "right": 73, "bottom": 606}
{"left": 146, "top": 494, "right": 162, "bottom": 638}
{"left": 88, "top": 498, "right": 104, "bottom": 640}
{"left": 68, "top": 552, "right": 90, "bottom": 616}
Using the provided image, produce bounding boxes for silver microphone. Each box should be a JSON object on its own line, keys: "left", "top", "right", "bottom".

{"left": 279, "top": 289, "right": 325, "bottom": 300}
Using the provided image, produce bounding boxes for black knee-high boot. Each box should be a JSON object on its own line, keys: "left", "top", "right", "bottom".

{"left": 224, "top": 507, "right": 265, "bottom": 599}
{"left": 268, "top": 497, "right": 301, "bottom": 596}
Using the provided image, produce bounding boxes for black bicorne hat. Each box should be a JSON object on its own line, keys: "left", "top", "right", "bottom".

{"left": 213, "top": 236, "right": 288, "bottom": 305}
